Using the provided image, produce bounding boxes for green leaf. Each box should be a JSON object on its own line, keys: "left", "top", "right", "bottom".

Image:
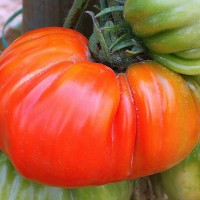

{"left": 96, "top": 6, "right": 124, "bottom": 18}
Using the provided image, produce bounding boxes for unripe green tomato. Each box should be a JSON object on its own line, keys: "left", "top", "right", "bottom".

{"left": 124, "top": 0, "right": 200, "bottom": 75}
{"left": 124, "top": 0, "right": 200, "bottom": 55}
{"left": 72, "top": 181, "right": 133, "bottom": 200}
{"left": 160, "top": 143, "right": 200, "bottom": 200}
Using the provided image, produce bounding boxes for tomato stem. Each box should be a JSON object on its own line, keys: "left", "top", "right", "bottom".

{"left": 87, "top": 0, "right": 145, "bottom": 71}
{"left": 63, "top": 0, "right": 91, "bottom": 29}
{"left": 132, "top": 176, "right": 168, "bottom": 200}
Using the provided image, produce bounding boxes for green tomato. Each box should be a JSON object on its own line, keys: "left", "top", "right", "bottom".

{"left": 124, "top": 0, "right": 200, "bottom": 75}
{"left": 124, "top": 0, "right": 200, "bottom": 54}
{"left": 148, "top": 53, "right": 200, "bottom": 75}
{"left": 72, "top": 181, "right": 133, "bottom": 200}
{"left": 0, "top": 151, "right": 133, "bottom": 200}
{"left": 160, "top": 143, "right": 200, "bottom": 200}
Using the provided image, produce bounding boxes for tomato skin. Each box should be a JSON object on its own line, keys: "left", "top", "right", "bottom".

{"left": 0, "top": 151, "right": 133, "bottom": 200}
{"left": 0, "top": 27, "right": 199, "bottom": 187}
{"left": 184, "top": 75, "right": 200, "bottom": 114}
{"left": 126, "top": 62, "right": 200, "bottom": 179}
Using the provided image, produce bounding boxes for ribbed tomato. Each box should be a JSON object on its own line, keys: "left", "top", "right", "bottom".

{"left": 124, "top": 0, "right": 200, "bottom": 75}
{"left": 0, "top": 27, "right": 199, "bottom": 187}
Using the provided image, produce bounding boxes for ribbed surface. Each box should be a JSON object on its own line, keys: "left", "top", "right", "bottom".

{"left": 0, "top": 27, "right": 199, "bottom": 188}
{"left": 124, "top": 0, "right": 200, "bottom": 54}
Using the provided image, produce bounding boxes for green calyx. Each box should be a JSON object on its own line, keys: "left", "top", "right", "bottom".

{"left": 87, "top": 0, "right": 145, "bottom": 72}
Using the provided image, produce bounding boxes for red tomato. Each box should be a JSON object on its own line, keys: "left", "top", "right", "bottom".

{"left": 0, "top": 27, "right": 199, "bottom": 187}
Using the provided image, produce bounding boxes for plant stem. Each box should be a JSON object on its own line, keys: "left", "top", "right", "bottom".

{"left": 63, "top": 0, "right": 91, "bottom": 29}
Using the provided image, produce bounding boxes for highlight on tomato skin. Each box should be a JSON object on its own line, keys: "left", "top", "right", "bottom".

{"left": 0, "top": 27, "right": 199, "bottom": 187}
{"left": 126, "top": 62, "right": 200, "bottom": 179}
